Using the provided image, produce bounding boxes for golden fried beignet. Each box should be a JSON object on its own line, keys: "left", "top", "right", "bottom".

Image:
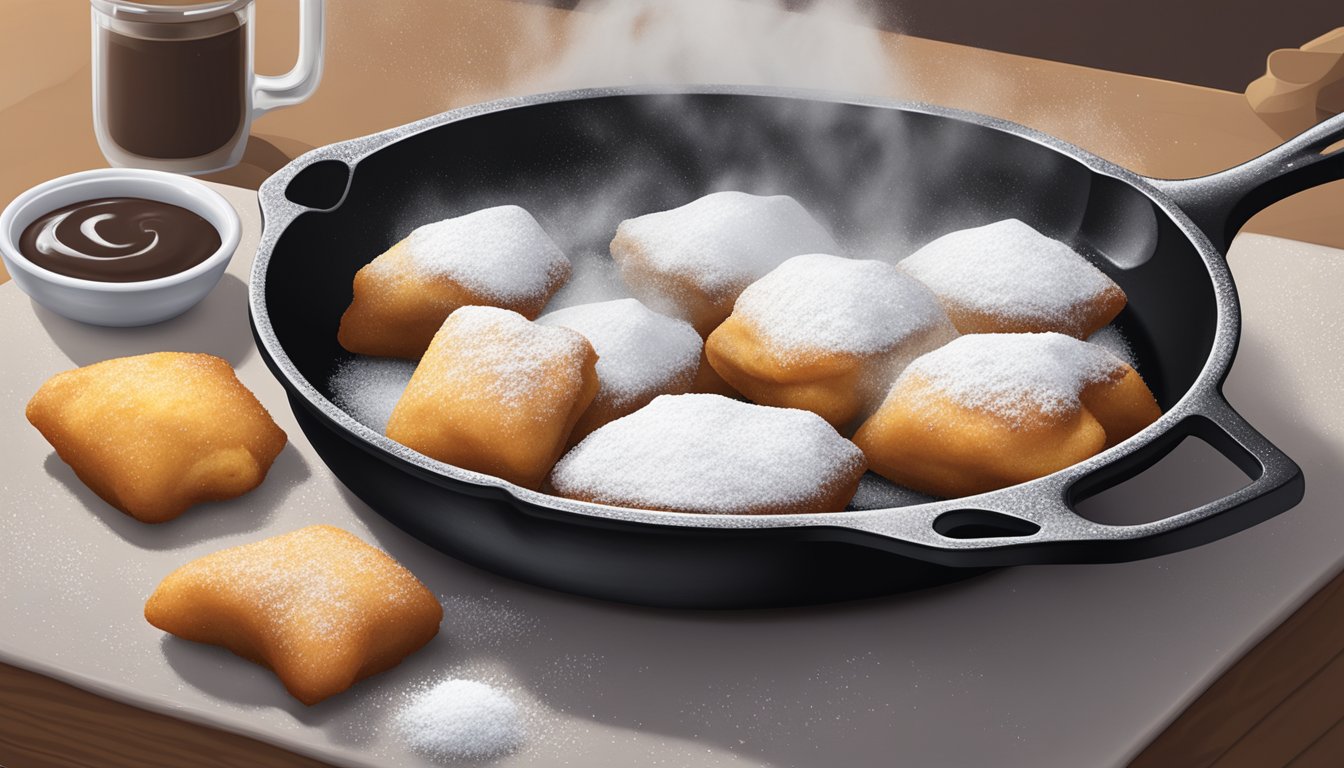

{"left": 538, "top": 298, "right": 702, "bottom": 443}
{"left": 706, "top": 254, "right": 958, "bottom": 430}
{"left": 853, "top": 333, "right": 1160, "bottom": 498}
{"left": 690, "top": 348, "right": 741, "bottom": 398}
{"left": 549, "top": 394, "right": 867, "bottom": 515}
{"left": 26, "top": 352, "right": 287, "bottom": 523}
{"left": 338, "top": 205, "right": 571, "bottom": 359}
{"left": 385, "top": 306, "right": 599, "bottom": 489}
{"left": 144, "top": 525, "right": 442, "bottom": 706}
{"left": 610, "top": 192, "right": 839, "bottom": 336}
{"left": 899, "top": 219, "right": 1126, "bottom": 338}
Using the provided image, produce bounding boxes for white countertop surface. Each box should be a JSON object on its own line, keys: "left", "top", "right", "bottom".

{"left": 1, "top": 182, "right": 1341, "bottom": 768}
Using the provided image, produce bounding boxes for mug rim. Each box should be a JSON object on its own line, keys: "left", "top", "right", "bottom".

{"left": 88, "top": 0, "right": 252, "bottom": 22}
{"left": 0, "top": 168, "right": 241, "bottom": 293}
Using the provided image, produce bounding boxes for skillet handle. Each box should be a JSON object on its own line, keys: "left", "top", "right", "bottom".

{"left": 1052, "top": 393, "right": 1304, "bottom": 562}
{"left": 1146, "top": 111, "right": 1344, "bottom": 253}
{"left": 832, "top": 394, "right": 1302, "bottom": 569}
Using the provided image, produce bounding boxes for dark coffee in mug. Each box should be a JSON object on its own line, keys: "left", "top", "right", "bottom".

{"left": 99, "top": 15, "right": 247, "bottom": 160}
{"left": 90, "top": 0, "right": 323, "bottom": 174}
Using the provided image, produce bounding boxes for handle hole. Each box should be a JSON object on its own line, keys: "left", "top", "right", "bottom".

{"left": 285, "top": 159, "right": 351, "bottom": 212}
{"left": 1072, "top": 435, "right": 1251, "bottom": 526}
{"left": 933, "top": 510, "right": 1040, "bottom": 539}
{"left": 1322, "top": 137, "right": 1344, "bottom": 157}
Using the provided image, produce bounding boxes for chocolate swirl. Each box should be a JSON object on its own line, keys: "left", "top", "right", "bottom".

{"left": 18, "top": 197, "right": 220, "bottom": 282}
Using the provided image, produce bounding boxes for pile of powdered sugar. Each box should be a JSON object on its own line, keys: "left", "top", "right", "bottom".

{"left": 416, "top": 306, "right": 592, "bottom": 408}
{"left": 538, "top": 298, "right": 702, "bottom": 408}
{"left": 328, "top": 356, "right": 417, "bottom": 433}
{"left": 400, "top": 205, "right": 571, "bottom": 303}
{"left": 395, "top": 679, "right": 524, "bottom": 760}
{"left": 733, "top": 253, "right": 954, "bottom": 360}
{"left": 898, "top": 333, "right": 1129, "bottom": 424}
{"left": 898, "top": 218, "right": 1120, "bottom": 334}
{"left": 612, "top": 191, "right": 839, "bottom": 296}
{"left": 550, "top": 393, "right": 865, "bottom": 514}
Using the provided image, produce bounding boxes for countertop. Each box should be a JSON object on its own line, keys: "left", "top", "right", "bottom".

{"left": 0, "top": 180, "right": 1340, "bottom": 768}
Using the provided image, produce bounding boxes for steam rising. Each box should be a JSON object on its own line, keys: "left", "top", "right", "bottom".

{"left": 498, "top": 0, "right": 927, "bottom": 312}
{"left": 381, "top": 1, "right": 1062, "bottom": 312}
{"left": 517, "top": 0, "right": 900, "bottom": 96}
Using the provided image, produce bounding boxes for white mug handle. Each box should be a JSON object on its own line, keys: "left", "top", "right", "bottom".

{"left": 252, "top": 0, "right": 325, "bottom": 120}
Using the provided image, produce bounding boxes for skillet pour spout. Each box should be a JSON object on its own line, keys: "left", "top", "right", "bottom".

{"left": 250, "top": 88, "right": 1342, "bottom": 608}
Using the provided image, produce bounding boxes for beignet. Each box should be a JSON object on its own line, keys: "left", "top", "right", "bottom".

{"left": 538, "top": 298, "right": 701, "bottom": 443}
{"left": 549, "top": 394, "right": 867, "bottom": 515}
{"left": 26, "top": 352, "right": 286, "bottom": 523}
{"left": 705, "top": 253, "right": 958, "bottom": 430}
{"left": 144, "top": 525, "right": 442, "bottom": 705}
{"left": 610, "top": 191, "right": 839, "bottom": 336}
{"left": 385, "top": 306, "right": 599, "bottom": 489}
{"left": 853, "top": 333, "right": 1160, "bottom": 498}
{"left": 690, "top": 348, "right": 741, "bottom": 398}
{"left": 898, "top": 218, "right": 1126, "bottom": 338}
{"left": 338, "top": 205, "right": 571, "bottom": 359}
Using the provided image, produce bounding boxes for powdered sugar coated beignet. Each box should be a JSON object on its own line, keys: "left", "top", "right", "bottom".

{"left": 338, "top": 206, "right": 571, "bottom": 359}
{"left": 144, "top": 525, "right": 442, "bottom": 706}
{"left": 899, "top": 219, "right": 1126, "bottom": 339}
{"left": 538, "top": 298, "right": 702, "bottom": 443}
{"left": 853, "top": 333, "right": 1160, "bottom": 498}
{"left": 386, "top": 306, "right": 598, "bottom": 489}
{"left": 550, "top": 394, "right": 867, "bottom": 515}
{"left": 610, "top": 192, "right": 839, "bottom": 336}
{"left": 26, "top": 352, "right": 287, "bottom": 523}
{"left": 706, "top": 254, "right": 958, "bottom": 430}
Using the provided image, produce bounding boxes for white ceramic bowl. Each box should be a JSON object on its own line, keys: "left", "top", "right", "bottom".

{"left": 0, "top": 168, "right": 241, "bottom": 327}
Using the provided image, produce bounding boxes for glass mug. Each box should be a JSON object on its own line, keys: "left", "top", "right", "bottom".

{"left": 90, "top": 0, "right": 325, "bottom": 174}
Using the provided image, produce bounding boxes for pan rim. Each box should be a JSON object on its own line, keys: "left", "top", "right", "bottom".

{"left": 249, "top": 84, "right": 1239, "bottom": 549}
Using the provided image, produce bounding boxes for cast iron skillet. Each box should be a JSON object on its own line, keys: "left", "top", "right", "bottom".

{"left": 250, "top": 86, "right": 1343, "bottom": 608}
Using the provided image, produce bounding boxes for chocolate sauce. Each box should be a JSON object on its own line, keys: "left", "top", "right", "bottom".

{"left": 101, "top": 15, "right": 246, "bottom": 160}
{"left": 18, "top": 197, "right": 220, "bottom": 282}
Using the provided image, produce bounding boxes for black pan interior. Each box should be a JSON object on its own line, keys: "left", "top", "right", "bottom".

{"left": 266, "top": 93, "right": 1217, "bottom": 430}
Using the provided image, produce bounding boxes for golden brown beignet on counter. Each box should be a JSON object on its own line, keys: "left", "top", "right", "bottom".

{"left": 610, "top": 191, "right": 839, "bottom": 337}
{"left": 26, "top": 352, "right": 286, "bottom": 523}
{"left": 144, "top": 525, "right": 442, "bottom": 706}
{"left": 706, "top": 254, "right": 958, "bottom": 430}
{"left": 898, "top": 218, "right": 1126, "bottom": 339}
{"left": 853, "top": 333, "right": 1160, "bottom": 498}
{"left": 385, "top": 306, "right": 599, "bottom": 489}
{"left": 338, "top": 205, "right": 571, "bottom": 359}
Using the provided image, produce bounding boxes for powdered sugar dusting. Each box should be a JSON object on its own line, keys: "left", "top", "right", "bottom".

{"left": 900, "top": 333, "right": 1129, "bottom": 424}
{"left": 396, "top": 679, "right": 524, "bottom": 760}
{"left": 898, "top": 219, "right": 1119, "bottom": 332}
{"left": 328, "top": 357, "right": 417, "bottom": 433}
{"left": 550, "top": 394, "right": 865, "bottom": 514}
{"left": 1087, "top": 324, "right": 1136, "bottom": 369}
{"left": 400, "top": 205, "right": 570, "bottom": 302}
{"left": 848, "top": 473, "right": 936, "bottom": 510}
{"left": 538, "top": 298, "right": 701, "bottom": 408}
{"left": 175, "top": 526, "right": 427, "bottom": 653}
{"left": 431, "top": 306, "right": 591, "bottom": 407}
{"left": 734, "top": 253, "right": 954, "bottom": 359}
{"left": 613, "top": 191, "right": 839, "bottom": 296}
